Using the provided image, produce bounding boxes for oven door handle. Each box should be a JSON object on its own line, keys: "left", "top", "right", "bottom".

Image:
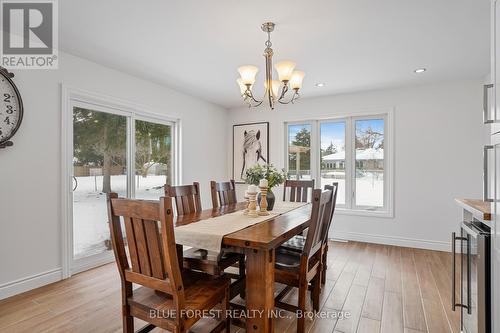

{"left": 466, "top": 233, "right": 472, "bottom": 314}
{"left": 452, "top": 232, "right": 468, "bottom": 311}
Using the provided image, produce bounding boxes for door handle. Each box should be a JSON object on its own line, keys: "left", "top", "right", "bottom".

{"left": 484, "top": 145, "right": 494, "bottom": 202}
{"left": 484, "top": 84, "right": 494, "bottom": 124}
{"left": 452, "top": 232, "right": 468, "bottom": 311}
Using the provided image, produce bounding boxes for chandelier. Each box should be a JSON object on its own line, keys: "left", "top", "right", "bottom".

{"left": 236, "top": 22, "right": 305, "bottom": 110}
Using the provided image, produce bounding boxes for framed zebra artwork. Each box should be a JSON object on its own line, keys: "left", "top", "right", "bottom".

{"left": 233, "top": 122, "right": 269, "bottom": 183}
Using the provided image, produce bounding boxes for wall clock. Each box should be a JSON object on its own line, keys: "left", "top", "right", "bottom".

{"left": 0, "top": 67, "right": 23, "bottom": 149}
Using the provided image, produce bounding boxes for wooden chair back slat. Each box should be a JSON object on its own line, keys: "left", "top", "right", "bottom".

{"left": 143, "top": 219, "right": 166, "bottom": 279}
{"left": 295, "top": 187, "right": 300, "bottom": 202}
{"left": 132, "top": 217, "right": 152, "bottom": 276}
{"left": 124, "top": 217, "right": 141, "bottom": 273}
{"left": 107, "top": 194, "right": 184, "bottom": 302}
{"left": 165, "top": 182, "right": 202, "bottom": 215}
{"left": 210, "top": 180, "right": 237, "bottom": 208}
{"left": 303, "top": 189, "right": 333, "bottom": 259}
{"left": 301, "top": 185, "right": 308, "bottom": 202}
{"left": 321, "top": 183, "right": 338, "bottom": 245}
{"left": 182, "top": 196, "right": 192, "bottom": 214}
{"left": 283, "top": 179, "right": 315, "bottom": 203}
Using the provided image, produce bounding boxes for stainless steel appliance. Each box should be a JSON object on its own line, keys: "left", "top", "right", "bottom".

{"left": 452, "top": 221, "right": 491, "bottom": 333}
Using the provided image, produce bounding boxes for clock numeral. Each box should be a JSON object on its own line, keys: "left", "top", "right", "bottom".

{"left": 4, "top": 116, "right": 10, "bottom": 125}
{"left": 3, "top": 93, "right": 11, "bottom": 103}
{"left": 6, "top": 105, "right": 13, "bottom": 114}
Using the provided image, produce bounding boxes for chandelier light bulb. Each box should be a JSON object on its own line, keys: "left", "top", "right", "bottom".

{"left": 238, "top": 65, "right": 259, "bottom": 85}
{"left": 275, "top": 60, "right": 296, "bottom": 82}
{"left": 290, "top": 70, "right": 305, "bottom": 90}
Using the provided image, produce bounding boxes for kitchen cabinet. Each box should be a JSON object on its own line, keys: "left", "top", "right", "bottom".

{"left": 490, "top": 1, "right": 500, "bottom": 331}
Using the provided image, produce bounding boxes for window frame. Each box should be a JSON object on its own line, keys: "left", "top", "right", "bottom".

{"left": 284, "top": 109, "right": 394, "bottom": 218}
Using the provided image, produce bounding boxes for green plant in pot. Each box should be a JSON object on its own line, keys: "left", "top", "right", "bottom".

{"left": 245, "top": 164, "right": 287, "bottom": 210}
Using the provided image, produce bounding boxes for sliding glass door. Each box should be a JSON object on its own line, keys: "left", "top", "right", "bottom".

{"left": 69, "top": 100, "right": 175, "bottom": 273}
{"left": 72, "top": 107, "right": 128, "bottom": 261}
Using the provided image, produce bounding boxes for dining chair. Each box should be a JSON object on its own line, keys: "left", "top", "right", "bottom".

{"left": 319, "top": 183, "right": 338, "bottom": 284}
{"left": 280, "top": 183, "right": 338, "bottom": 285}
{"left": 210, "top": 180, "right": 237, "bottom": 208}
{"left": 283, "top": 179, "right": 316, "bottom": 238}
{"left": 282, "top": 179, "right": 315, "bottom": 202}
{"left": 274, "top": 188, "right": 334, "bottom": 333}
{"left": 106, "top": 193, "right": 230, "bottom": 333}
{"left": 165, "top": 182, "right": 245, "bottom": 299}
{"left": 165, "top": 182, "right": 203, "bottom": 215}
{"left": 209, "top": 179, "right": 246, "bottom": 298}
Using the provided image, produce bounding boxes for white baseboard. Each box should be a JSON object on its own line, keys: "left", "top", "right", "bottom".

{"left": 0, "top": 268, "right": 62, "bottom": 300}
{"left": 332, "top": 231, "right": 451, "bottom": 252}
{"left": 71, "top": 252, "right": 115, "bottom": 275}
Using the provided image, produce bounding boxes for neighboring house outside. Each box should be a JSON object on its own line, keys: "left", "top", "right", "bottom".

{"left": 322, "top": 148, "right": 384, "bottom": 171}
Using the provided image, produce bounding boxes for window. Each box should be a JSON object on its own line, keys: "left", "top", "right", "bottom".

{"left": 286, "top": 113, "right": 392, "bottom": 215}
{"left": 287, "top": 123, "right": 312, "bottom": 180}
{"left": 354, "top": 118, "right": 384, "bottom": 208}
{"left": 320, "top": 121, "right": 346, "bottom": 205}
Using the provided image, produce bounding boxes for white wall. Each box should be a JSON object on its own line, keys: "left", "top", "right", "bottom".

{"left": 227, "top": 79, "right": 484, "bottom": 251}
{"left": 0, "top": 52, "right": 228, "bottom": 298}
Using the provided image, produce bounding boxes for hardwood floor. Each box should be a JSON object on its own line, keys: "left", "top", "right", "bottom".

{"left": 0, "top": 241, "right": 460, "bottom": 333}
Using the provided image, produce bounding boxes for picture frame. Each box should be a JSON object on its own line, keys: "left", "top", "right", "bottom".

{"left": 233, "top": 122, "right": 269, "bottom": 183}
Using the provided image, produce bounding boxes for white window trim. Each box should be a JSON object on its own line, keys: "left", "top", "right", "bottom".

{"left": 60, "top": 85, "right": 181, "bottom": 278}
{"left": 284, "top": 108, "right": 394, "bottom": 218}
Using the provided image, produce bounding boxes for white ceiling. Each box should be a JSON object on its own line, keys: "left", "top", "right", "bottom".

{"left": 60, "top": 0, "right": 490, "bottom": 109}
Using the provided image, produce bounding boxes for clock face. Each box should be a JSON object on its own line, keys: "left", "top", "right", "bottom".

{"left": 0, "top": 71, "right": 23, "bottom": 145}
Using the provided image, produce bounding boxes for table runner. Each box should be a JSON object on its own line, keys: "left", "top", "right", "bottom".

{"left": 174, "top": 201, "right": 308, "bottom": 253}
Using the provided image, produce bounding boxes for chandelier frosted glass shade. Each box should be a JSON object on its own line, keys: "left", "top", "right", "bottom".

{"left": 237, "top": 65, "right": 259, "bottom": 85}
{"left": 275, "top": 61, "right": 296, "bottom": 82}
{"left": 290, "top": 71, "right": 305, "bottom": 90}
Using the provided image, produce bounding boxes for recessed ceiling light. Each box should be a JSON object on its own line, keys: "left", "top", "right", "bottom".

{"left": 315, "top": 83, "right": 325, "bottom": 87}
{"left": 414, "top": 68, "right": 426, "bottom": 74}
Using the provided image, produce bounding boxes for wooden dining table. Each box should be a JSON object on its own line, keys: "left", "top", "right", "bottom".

{"left": 174, "top": 202, "right": 311, "bottom": 333}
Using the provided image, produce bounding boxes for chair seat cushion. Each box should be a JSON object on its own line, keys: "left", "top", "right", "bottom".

{"left": 280, "top": 235, "right": 306, "bottom": 253}
{"left": 128, "top": 270, "right": 230, "bottom": 315}
{"left": 275, "top": 248, "right": 320, "bottom": 273}
{"left": 275, "top": 249, "right": 302, "bottom": 272}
